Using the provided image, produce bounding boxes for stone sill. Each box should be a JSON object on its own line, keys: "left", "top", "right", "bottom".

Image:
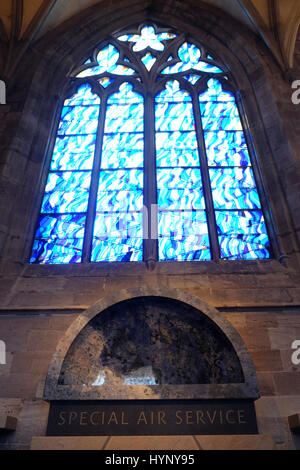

{"left": 18, "top": 258, "right": 287, "bottom": 278}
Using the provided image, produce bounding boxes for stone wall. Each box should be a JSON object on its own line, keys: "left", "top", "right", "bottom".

{"left": 0, "top": 303, "right": 300, "bottom": 449}
{"left": 0, "top": 0, "right": 299, "bottom": 450}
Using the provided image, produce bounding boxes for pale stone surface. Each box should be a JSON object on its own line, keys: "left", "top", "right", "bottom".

{"left": 194, "top": 434, "right": 275, "bottom": 450}
{"left": 0, "top": 415, "right": 18, "bottom": 431}
{"left": 31, "top": 436, "right": 109, "bottom": 450}
{"left": 105, "top": 435, "right": 200, "bottom": 450}
{"left": 30, "top": 434, "right": 275, "bottom": 450}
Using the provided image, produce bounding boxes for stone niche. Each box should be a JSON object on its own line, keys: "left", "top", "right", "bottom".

{"left": 59, "top": 296, "right": 244, "bottom": 388}
{"left": 44, "top": 289, "right": 258, "bottom": 400}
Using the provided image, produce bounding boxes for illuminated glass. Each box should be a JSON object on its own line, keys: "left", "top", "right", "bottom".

{"left": 31, "top": 85, "right": 100, "bottom": 264}
{"left": 91, "top": 83, "right": 144, "bottom": 262}
{"left": 31, "top": 26, "right": 273, "bottom": 265}
{"left": 199, "top": 79, "right": 271, "bottom": 260}
{"left": 155, "top": 81, "right": 211, "bottom": 261}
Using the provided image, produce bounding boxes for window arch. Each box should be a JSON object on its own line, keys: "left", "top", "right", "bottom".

{"left": 30, "top": 24, "right": 272, "bottom": 264}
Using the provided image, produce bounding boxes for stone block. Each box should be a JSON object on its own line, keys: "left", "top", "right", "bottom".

{"left": 235, "top": 327, "right": 271, "bottom": 350}
{"left": 280, "top": 349, "right": 300, "bottom": 372}
{"left": 288, "top": 414, "right": 300, "bottom": 432}
{"left": 256, "top": 372, "right": 276, "bottom": 395}
{"left": 31, "top": 436, "right": 109, "bottom": 450}
{"left": 194, "top": 434, "right": 275, "bottom": 450}
{"left": 0, "top": 415, "right": 18, "bottom": 431}
{"left": 273, "top": 373, "right": 300, "bottom": 395}
{"left": 250, "top": 350, "right": 283, "bottom": 371}
{"left": 269, "top": 328, "right": 300, "bottom": 350}
{"left": 105, "top": 435, "right": 200, "bottom": 450}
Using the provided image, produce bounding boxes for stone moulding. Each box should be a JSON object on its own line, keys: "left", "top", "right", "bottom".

{"left": 43, "top": 287, "right": 259, "bottom": 401}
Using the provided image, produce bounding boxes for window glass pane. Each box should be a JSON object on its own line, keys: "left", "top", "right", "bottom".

{"left": 199, "top": 79, "right": 271, "bottom": 260}
{"left": 118, "top": 25, "right": 176, "bottom": 52}
{"left": 91, "top": 83, "right": 144, "bottom": 262}
{"left": 30, "top": 214, "right": 86, "bottom": 264}
{"left": 92, "top": 212, "right": 143, "bottom": 262}
{"left": 162, "top": 42, "right": 223, "bottom": 74}
{"left": 156, "top": 80, "right": 211, "bottom": 261}
{"left": 159, "top": 212, "right": 211, "bottom": 261}
{"left": 216, "top": 211, "right": 270, "bottom": 260}
{"left": 51, "top": 135, "right": 97, "bottom": 171}
{"left": 204, "top": 131, "right": 250, "bottom": 167}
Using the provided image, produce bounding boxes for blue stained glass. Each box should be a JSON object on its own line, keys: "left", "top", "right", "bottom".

{"left": 91, "top": 81, "right": 144, "bottom": 262}
{"left": 199, "top": 79, "right": 235, "bottom": 102}
{"left": 158, "top": 211, "right": 211, "bottom": 261}
{"left": 209, "top": 168, "right": 261, "bottom": 210}
{"left": 107, "top": 82, "right": 143, "bottom": 104}
{"left": 156, "top": 148, "right": 199, "bottom": 167}
{"left": 184, "top": 75, "right": 201, "bottom": 85}
{"left": 61, "top": 105, "right": 99, "bottom": 121}
{"left": 156, "top": 102, "right": 195, "bottom": 131}
{"left": 161, "top": 42, "right": 223, "bottom": 75}
{"left": 178, "top": 42, "right": 201, "bottom": 65}
{"left": 105, "top": 103, "right": 144, "bottom": 133}
{"left": 158, "top": 188, "right": 205, "bottom": 210}
{"left": 97, "top": 189, "right": 143, "bottom": 212}
{"left": 204, "top": 131, "right": 250, "bottom": 167}
{"left": 51, "top": 135, "right": 97, "bottom": 171}
{"left": 41, "top": 172, "right": 91, "bottom": 213}
{"left": 118, "top": 26, "right": 176, "bottom": 52}
{"left": 98, "top": 77, "right": 114, "bottom": 88}
{"left": 141, "top": 52, "right": 157, "bottom": 70}
{"left": 76, "top": 44, "right": 135, "bottom": 77}
{"left": 156, "top": 131, "right": 198, "bottom": 152}
{"left": 64, "top": 85, "right": 101, "bottom": 106}
{"left": 33, "top": 214, "right": 86, "bottom": 239}
{"left": 92, "top": 213, "right": 143, "bottom": 262}
{"left": 201, "top": 101, "right": 242, "bottom": 131}
{"left": 156, "top": 81, "right": 191, "bottom": 102}
{"left": 155, "top": 79, "right": 210, "bottom": 260}
{"left": 157, "top": 168, "right": 202, "bottom": 189}
{"left": 30, "top": 238, "right": 84, "bottom": 264}
{"left": 58, "top": 105, "right": 99, "bottom": 135}
{"left": 216, "top": 210, "right": 268, "bottom": 236}
{"left": 30, "top": 214, "right": 86, "bottom": 264}
{"left": 93, "top": 212, "right": 143, "bottom": 239}
{"left": 98, "top": 169, "right": 143, "bottom": 192}
{"left": 92, "top": 238, "right": 143, "bottom": 262}
{"left": 216, "top": 210, "right": 271, "bottom": 260}
{"left": 101, "top": 134, "right": 143, "bottom": 168}
{"left": 194, "top": 62, "right": 223, "bottom": 73}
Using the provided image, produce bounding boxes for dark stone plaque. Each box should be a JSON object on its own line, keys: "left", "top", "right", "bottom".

{"left": 47, "top": 400, "right": 258, "bottom": 436}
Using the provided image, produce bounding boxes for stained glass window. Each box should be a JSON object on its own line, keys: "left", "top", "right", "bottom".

{"left": 30, "top": 24, "right": 273, "bottom": 264}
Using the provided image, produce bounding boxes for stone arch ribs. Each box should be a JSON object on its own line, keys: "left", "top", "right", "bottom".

{"left": 43, "top": 288, "right": 259, "bottom": 401}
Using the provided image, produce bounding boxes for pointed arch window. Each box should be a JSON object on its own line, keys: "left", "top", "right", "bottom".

{"left": 30, "top": 24, "right": 273, "bottom": 264}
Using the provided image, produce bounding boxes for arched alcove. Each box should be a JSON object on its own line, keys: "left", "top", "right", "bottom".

{"left": 43, "top": 288, "right": 259, "bottom": 400}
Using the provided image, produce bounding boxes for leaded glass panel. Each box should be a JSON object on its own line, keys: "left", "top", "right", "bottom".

{"left": 31, "top": 24, "right": 273, "bottom": 265}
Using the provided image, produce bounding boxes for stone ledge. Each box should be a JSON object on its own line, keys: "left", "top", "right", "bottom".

{"left": 0, "top": 415, "right": 18, "bottom": 432}
{"left": 30, "top": 434, "right": 275, "bottom": 450}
